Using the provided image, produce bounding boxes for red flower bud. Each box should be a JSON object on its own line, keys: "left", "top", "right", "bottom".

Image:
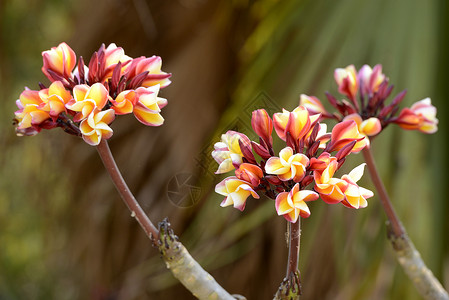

{"left": 235, "top": 163, "right": 264, "bottom": 187}
{"left": 251, "top": 141, "right": 272, "bottom": 160}
{"left": 251, "top": 109, "right": 273, "bottom": 147}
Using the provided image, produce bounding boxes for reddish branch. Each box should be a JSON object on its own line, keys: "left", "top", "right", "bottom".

{"left": 363, "top": 146, "right": 449, "bottom": 300}
{"left": 274, "top": 220, "right": 302, "bottom": 300}
{"left": 96, "top": 139, "right": 159, "bottom": 239}
{"left": 362, "top": 147, "right": 404, "bottom": 238}
{"left": 287, "top": 220, "right": 301, "bottom": 283}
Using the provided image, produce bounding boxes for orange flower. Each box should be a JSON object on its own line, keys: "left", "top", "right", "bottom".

{"left": 342, "top": 114, "right": 381, "bottom": 147}
{"left": 334, "top": 65, "right": 358, "bottom": 100}
{"left": 79, "top": 109, "right": 115, "bottom": 146}
{"left": 15, "top": 89, "right": 50, "bottom": 130}
{"left": 340, "top": 164, "right": 373, "bottom": 209}
{"left": 328, "top": 120, "right": 367, "bottom": 153}
{"left": 395, "top": 98, "right": 438, "bottom": 134}
{"left": 251, "top": 109, "right": 273, "bottom": 146}
{"left": 111, "top": 85, "right": 167, "bottom": 127}
{"left": 273, "top": 106, "right": 311, "bottom": 142}
{"left": 104, "top": 43, "right": 132, "bottom": 69}
{"left": 111, "top": 89, "right": 136, "bottom": 115}
{"left": 42, "top": 42, "right": 76, "bottom": 80}
{"left": 125, "top": 56, "right": 171, "bottom": 88}
{"left": 275, "top": 183, "right": 319, "bottom": 222}
{"left": 314, "top": 159, "right": 348, "bottom": 204}
{"left": 265, "top": 147, "right": 309, "bottom": 182}
{"left": 309, "top": 152, "right": 333, "bottom": 171}
{"left": 132, "top": 85, "right": 167, "bottom": 126}
{"left": 235, "top": 163, "right": 264, "bottom": 187}
{"left": 15, "top": 42, "right": 173, "bottom": 144}
{"left": 66, "top": 83, "right": 110, "bottom": 122}
{"left": 358, "top": 64, "right": 385, "bottom": 95}
{"left": 215, "top": 176, "right": 259, "bottom": 211}
{"left": 38, "top": 81, "right": 72, "bottom": 117}
{"left": 299, "top": 94, "right": 327, "bottom": 115}
{"left": 101, "top": 43, "right": 133, "bottom": 81}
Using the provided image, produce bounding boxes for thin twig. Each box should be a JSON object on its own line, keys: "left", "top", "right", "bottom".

{"left": 362, "top": 147, "right": 403, "bottom": 237}
{"left": 274, "top": 219, "right": 301, "bottom": 300}
{"left": 287, "top": 219, "right": 301, "bottom": 281}
{"left": 96, "top": 139, "right": 159, "bottom": 238}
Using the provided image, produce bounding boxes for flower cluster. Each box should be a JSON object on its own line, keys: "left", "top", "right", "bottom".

{"left": 300, "top": 65, "right": 438, "bottom": 144}
{"left": 14, "top": 42, "right": 171, "bottom": 145}
{"left": 212, "top": 107, "right": 373, "bottom": 223}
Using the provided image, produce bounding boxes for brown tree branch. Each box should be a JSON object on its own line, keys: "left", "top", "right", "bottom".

{"left": 96, "top": 139, "right": 243, "bottom": 300}
{"left": 96, "top": 139, "right": 159, "bottom": 239}
{"left": 158, "top": 219, "right": 245, "bottom": 300}
{"left": 362, "top": 147, "right": 403, "bottom": 238}
{"left": 362, "top": 147, "right": 449, "bottom": 300}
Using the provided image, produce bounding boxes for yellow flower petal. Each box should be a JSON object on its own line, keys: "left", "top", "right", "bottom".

{"left": 133, "top": 105, "right": 164, "bottom": 126}
{"left": 360, "top": 117, "right": 381, "bottom": 136}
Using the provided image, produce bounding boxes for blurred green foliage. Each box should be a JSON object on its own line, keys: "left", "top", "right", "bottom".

{"left": 0, "top": 0, "right": 447, "bottom": 299}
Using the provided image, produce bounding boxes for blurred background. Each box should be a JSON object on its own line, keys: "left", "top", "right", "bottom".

{"left": 1, "top": 0, "right": 448, "bottom": 299}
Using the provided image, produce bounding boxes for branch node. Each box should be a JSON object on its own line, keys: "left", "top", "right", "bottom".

{"left": 273, "top": 270, "right": 302, "bottom": 300}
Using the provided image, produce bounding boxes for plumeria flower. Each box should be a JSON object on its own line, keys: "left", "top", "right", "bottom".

{"left": 265, "top": 147, "right": 309, "bottom": 182}
{"left": 299, "top": 94, "right": 329, "bottom": 116}
{"left": 299, "top": 64, "right": 438, "bottom": 138}
{"left": 251, "top": 109, "right": 273, "bottom": 147}
{"left": 327, "top": 120, "right": 367, "bottom": 153}
{"left": 110, "top": 89, "right": 136, "bottom": 115}
{"left": 343, "top": 114, "right": 381, "bottom": 137}
{"left": 358, "top": 64, "right": 385, "bottom": 95}
{"left": 314, "top": 159, "right": 348, "bottom": 204}
{"left": 215, "top": 177, "right": 260, "bottom": 211}
{"left": 212, "top": 131, "right": 251, "bottom": 174}
{"left": 309, "top": 152, "right": 333, "bottom": 171}
{"left": 275, "top": 183, "right": 319, "bottom": 222}
{"left": 112, "top": 85, "right": 167, "bottom": 126}
{"left": 132, "top": 85, "right": 167, "bottom": 126}
{"left": 334, "top": 65, "right": 358, "bottom": 100}
{"left": 15, "top": 89, "right": 50, "bottom": 131}
{"left": 104, "top": 43, "right": 132, "bottom": 66}
{"left": 101, "top": 43, "right": 133, "bottom": 81}
{"left": 125, "top": 56, "right": 171, "bottom": 88}
{"left": 79, "top": 109, "right": 115, "bottom": 146}
{"left": 395, "top": 98, "right": 438, "bottom": 134}
{"left": 66, "top": 83, "right": 110, "bottom": 122}
{"left": 340, "top": 163, "right": 374, "bottom": 209}
{"left": 212, "top": 104, "right": 372, "bottom": 222}
{"left": 42, "top": 42, "right": 76, "bottom": 81}
{"left": 14, "top": 42, "right": 171, "bottom": 145}
{"left": 342, "top": 114, "right": 381, "bottom": 147}
{"left": 273, "top": 106, "right": 311, "bottom": 142}
{"left": 235, "top": 163, "right": 264, "bottom": 187}
{"left": 38, "top": 81, "right": 72, "bottom": 118}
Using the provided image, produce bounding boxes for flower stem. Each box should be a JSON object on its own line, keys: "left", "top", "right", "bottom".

{"left": 362, "top": 146, "right": 449, "bottom": 300}
{"left": 274, "top": 219, "right": 302, "bottom": 300}
{"left": 96, "top": 139, "right": 159, "bottom": 239}
{"left": 362, "top": 147, "right": 404, "bottom": 237}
